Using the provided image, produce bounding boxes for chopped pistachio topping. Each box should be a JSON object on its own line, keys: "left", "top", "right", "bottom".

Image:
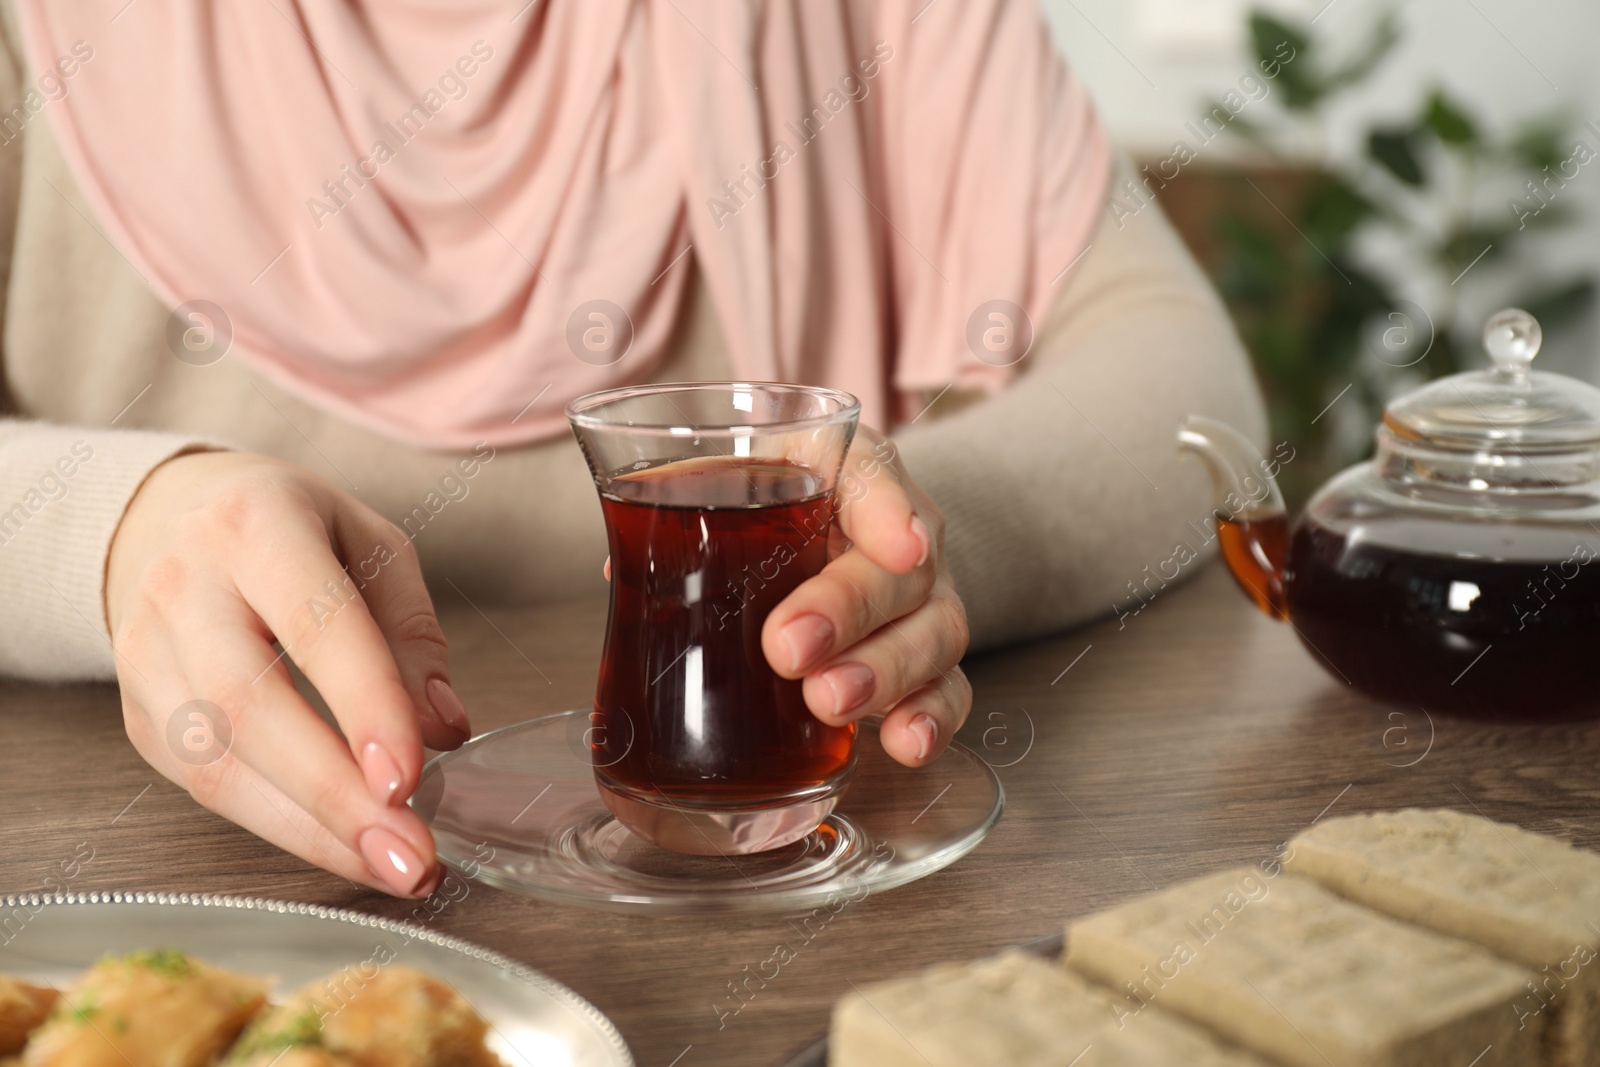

{"left": 230, "top": 1006, "right": 324, "bottom": 1057}
{"left": 52, "top": 994, "right": 97, "bottom": 1025}
{"left": 122, "top": 948, "right": 196, "bottom": 977}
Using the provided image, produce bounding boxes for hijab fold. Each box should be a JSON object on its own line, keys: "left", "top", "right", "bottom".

{"left": 15, "top": 0, "right": 1108, "bottom": 448}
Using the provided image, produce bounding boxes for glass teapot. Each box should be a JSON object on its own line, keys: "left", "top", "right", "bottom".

{"left": 1178, "top": 309, "right": 1600, "bottom": 719}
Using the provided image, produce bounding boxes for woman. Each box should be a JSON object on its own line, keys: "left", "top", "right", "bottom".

{"left": 0, "top": 1, "right": 1265, "bottom": 897}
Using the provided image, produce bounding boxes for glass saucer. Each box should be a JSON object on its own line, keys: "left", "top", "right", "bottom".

{"left": 412, "top": 711, "right": 1004, "bottom": 913}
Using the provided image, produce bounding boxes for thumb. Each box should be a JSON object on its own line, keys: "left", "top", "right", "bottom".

{"left": 836, "top": 432, "right": 928, "bottom": 576}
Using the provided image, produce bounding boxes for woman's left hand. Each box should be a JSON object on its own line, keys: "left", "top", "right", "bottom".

{"left": 762, "top": 426, "right": 972, "bottom": 765}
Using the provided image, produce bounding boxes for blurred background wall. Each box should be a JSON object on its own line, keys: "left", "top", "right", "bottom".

{"left": 1041, "top": 0, "right": 1600, "bottom": 502}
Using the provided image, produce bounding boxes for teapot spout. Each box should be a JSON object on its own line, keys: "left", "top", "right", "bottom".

{"left": 1177, "top": 415, "right": 1291, "bottom": 620}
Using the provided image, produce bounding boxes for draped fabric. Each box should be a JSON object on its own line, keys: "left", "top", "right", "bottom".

{"left": 14, "top": 0, "right": 1108, "bottom": 447}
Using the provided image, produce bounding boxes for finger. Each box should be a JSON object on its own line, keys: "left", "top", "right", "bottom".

{"left": 331, "top": 508, "right": 469, "bottom": 751}
{"left": 114, "top": 649, "right": 391, "bottom": 893}
{"left": 197, "top": 760, "right": 393, "bottom": 893}
{"left": 799, "top": 583, "right": 968, "bottom": 724}
{"left": 878, "top": 667, "right": 973, "bottom": 768}
{"left": 762, "top": 546, "right": 935, "bottom": 678}
{"left": 171, "top": 594, "right": 441, "bottom": 897}
{"left": 227, "top": 512, "right": 428, "bottom": 809}
{"left": 155, "top": 730, "right": 389, "bottom": 891}
{"left": 835, "top": 433, "right": 929, "bottom": 577}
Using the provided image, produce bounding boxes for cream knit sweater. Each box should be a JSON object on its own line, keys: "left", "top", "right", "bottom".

{"left": 0, "top": 5, "right": 1266, "bottom": 682}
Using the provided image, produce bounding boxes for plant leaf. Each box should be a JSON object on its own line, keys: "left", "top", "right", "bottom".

{"left": 1368, "top": 129, "right": 1425, "bottom": 185}
{"left": 1198, "top": 99, "right": 1268, "bottom": 146}
{"left": 1422, "top": 90, "right": 1477, "bottom": 145}
{"left": 1519, "top": 279, "right": 1596, "bottom": 326}
{"left": 1249, "top": 12, "right": 1320, "bottom": 110}
{"left": 1302, "top": 173, "right": 1376, "bottom": 247}
{"left": 1249, "top": 13, "right": 1309, "bottom": 69}
{"left": 1321, "top": 12, "right": 1401, "bottom": 93}
{"left": 1511, "top": 119, "right": 1570, "bottom": 172}
{"left": 1440, "top": 226, "right": 1510, "bottom": 275}
{"left": 1522, "top": 202, "right": 1575, "bottom": 230}
{"left": 1215, "top": 213, "right": 1293, "bottom": 306}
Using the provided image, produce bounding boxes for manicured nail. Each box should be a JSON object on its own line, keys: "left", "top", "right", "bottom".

{"left": 822, "top": 662, "right": 876, "bottom": 719}
{"left": 910, "top": 515, "right": 932, "bottom": 567}
{"left": 359, "top": 742, "right": 404, "bottom": 805}
{"left": 428, "top": 677, "right": 471, "bottom": 735}
{"left": 908, "top": 714, "right": 937, "bottom": 761}
{"left": 602, "top": 555, "right": 611, "bottom": 582}
{"left": 358, "top": 826, "right": 429, "bottom": 897}
{"left": 780, "top": 614, "right": 835, "bottom": 673}
{"left": 413, "top": 866, "right": 445, "bottom": 901}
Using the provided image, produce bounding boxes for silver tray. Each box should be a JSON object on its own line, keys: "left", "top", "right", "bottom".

{"left": 0, "top": 891, "right": 632, "bottom": 1066}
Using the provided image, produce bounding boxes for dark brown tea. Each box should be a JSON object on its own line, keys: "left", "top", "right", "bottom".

{"left": 1282, "top": 515, "right": 1600, "bottom": 718}
{"left": 591, "top": 455, "right": 855, "bottom": 807}
{"left": 1217, "top": 513, "right": 1290, "bottom": 619}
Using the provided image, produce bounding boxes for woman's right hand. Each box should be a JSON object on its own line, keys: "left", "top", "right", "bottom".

{"left": 105, "top": 450, "right": 471, "bottom": 897}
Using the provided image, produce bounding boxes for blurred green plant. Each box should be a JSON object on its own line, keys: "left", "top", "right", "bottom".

{"left": 1204, "top": 8, "right": 1594, "bottom": 504}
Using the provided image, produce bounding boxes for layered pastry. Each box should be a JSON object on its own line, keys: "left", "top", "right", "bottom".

{"left": 226, "top": 966, "right": 502, "bottom": 1067}
{"left": 21, "top": 950, "right": 266, "bottom": 1067}
{"left": 0, "top": 978, "right": 57, "bottom": 1055}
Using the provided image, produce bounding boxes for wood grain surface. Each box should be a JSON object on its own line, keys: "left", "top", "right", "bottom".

{"left": 2, "top": 561, "right": 1597, "bottom": 1066}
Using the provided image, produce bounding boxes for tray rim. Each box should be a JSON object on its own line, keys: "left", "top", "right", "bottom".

{"left": 0, "top": 889, "right": 634, "bottom": 1066}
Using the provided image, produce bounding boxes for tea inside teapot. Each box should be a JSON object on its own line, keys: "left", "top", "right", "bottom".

{"left": 1181, "top": 308, "right": 1600, "bottom": 719}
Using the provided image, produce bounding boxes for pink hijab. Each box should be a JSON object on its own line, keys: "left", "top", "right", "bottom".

{"left": 15, "top": 1, "right": 1107, "bottom": 448}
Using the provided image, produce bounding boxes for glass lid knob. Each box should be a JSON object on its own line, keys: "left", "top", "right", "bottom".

{"left": 1483, "top": 307, "right": 1542, "bottom": 376}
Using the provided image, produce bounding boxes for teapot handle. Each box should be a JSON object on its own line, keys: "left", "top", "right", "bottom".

{"left": 1177, "top": 415, "right": 1291, "bottom": 620}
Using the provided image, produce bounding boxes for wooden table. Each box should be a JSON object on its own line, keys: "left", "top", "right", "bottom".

{"left": 4, "top": 560, "right": 1599, "bottom": 1066}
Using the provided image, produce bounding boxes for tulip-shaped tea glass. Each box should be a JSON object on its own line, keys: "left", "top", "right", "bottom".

{"left": 567, "top": 382, "right": 860, "bottom": 855}
{"left": 411, "top": 380, "right": 1002, "bottom": 910}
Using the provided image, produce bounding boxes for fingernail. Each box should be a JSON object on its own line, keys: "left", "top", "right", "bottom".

{"left": 910, "top": 515, "right": 931, "bottom": 567}
{"left": 780, "top": 614, "right": 834, "bottom": 673}
{"left": 359, "top": 742, "right": 404, "bottom": 806}
{"left": 428, "top": 677, "right": 471, "bottom": 736}
{"left": 908, "top": 713, "right": 937, "bottom": 761}
{"left": 821, "top": 662, "right": 876, "bottom": 719}
{"left": 358, "top": 826, "right": 429, "bottom": 897}
{"left": 413, "top": 865, "right": 444, "bottom": 901}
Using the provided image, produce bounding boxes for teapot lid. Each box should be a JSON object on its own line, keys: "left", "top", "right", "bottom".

{"left": 1384, "top": 309, "right": 1600, "bottom": 451}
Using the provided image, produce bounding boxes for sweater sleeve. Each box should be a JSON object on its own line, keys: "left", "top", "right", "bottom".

{"left": 893, "top": 155, "right": 1270, "bottom": 652}
{"left": 0, "top": 422, "right": 217, "bottom": 681}
{"left": 0, "top": 6, "right": 220, "bottom": 682}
